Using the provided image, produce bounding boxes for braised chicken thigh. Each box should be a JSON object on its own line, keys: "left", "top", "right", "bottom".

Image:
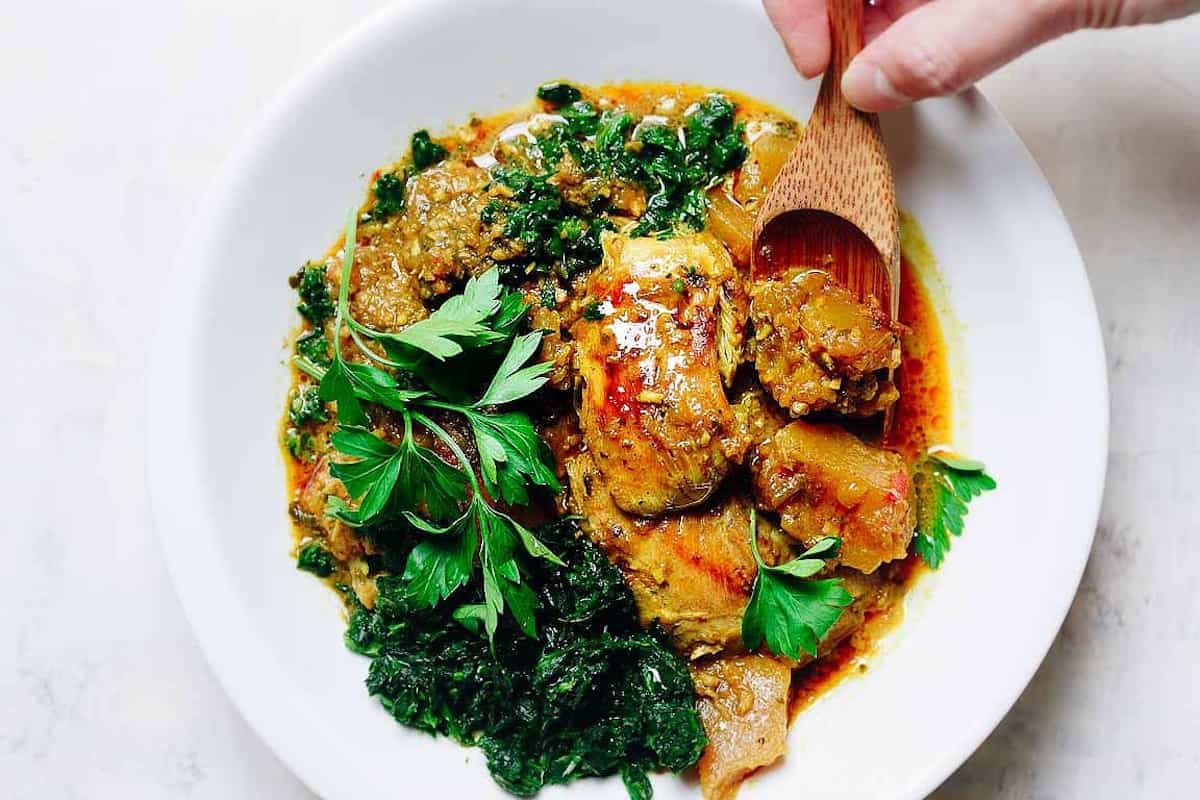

{"left": 572, "top": 232, "right": 748, "bottom": 516}
{"left": 567, "top": 452, "right": 786, "bottom": 658}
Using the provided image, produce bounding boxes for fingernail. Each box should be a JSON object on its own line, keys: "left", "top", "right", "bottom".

{"left": 842, "top": 60, "right": 911, "bottom": 111}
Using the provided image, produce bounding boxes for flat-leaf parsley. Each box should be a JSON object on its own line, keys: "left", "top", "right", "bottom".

{"left": 741, "top": 509, "right": 853, "bottom": 660}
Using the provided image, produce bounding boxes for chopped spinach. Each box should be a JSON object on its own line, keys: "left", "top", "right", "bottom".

{"left": 297, "top": 543, "right": 337, "bottom": 577}
{"left": 288, "top": 386, "right": 328, "bottom": 426}
{"left": 536, "top": 81, "right": 583, "bottom": 108}
{"left": 284, "top": 427, "right": 315, "bottom": 461}
{"left": 295, "top": 328, "right": 331, "bottom": 367}
{"left": 343, "top": 519, "right": 705, "bottom": 797}
{"left": 411, "top": 130, "right": 449, "bottom": 171}
{"left": 369, "top": 171, "right": 407, "bottom": 219}
{"left": 482, "top": 87, "right": 749, "bottom": 284}
{"left": 627, "top": 96, "right": 748, "bottom": 236}
{"left": 294, "top": 265, "right": 335, "bottom": 324}
{"left": 582, "top": 301, "right": 605, "bottom": 321}
{"left": 483, "top": 167, "right": 610, "bottom": 282}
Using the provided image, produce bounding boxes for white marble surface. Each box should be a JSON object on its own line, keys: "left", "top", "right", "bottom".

{"left": 2, "top": 2, "right": 1197, "bottom": 797}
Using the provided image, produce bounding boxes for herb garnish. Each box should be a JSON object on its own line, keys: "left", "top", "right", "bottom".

{"left": 293, "top": 210, "right": 562, "bottom": 639}
{"left": 740, "top": 508, "right": 853, "bottom": 660}
{"left": 295, "top": 328, "right": 330, "bottom": 367}
{"left": 911, "top": 452, "right": 996, "bottom": 568}
{"left": 482, "top": 167, "right": 610, "bottom": 282}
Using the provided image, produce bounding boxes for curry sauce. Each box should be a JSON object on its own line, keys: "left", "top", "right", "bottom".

{"left": 281, "top": 81, "right": 969, "bottom": 800}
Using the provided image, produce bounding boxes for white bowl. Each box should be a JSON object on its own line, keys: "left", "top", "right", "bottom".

{"left": 147, "top": 1, "right": 1108, "bottom": 798}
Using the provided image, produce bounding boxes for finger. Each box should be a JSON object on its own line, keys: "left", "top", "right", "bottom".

{"left": 1076, "top": 0, "right": 1200, "bottom": 27}
{"left": 842, "top": 0, "right": 1076, "bottom": 112}
{"left": 763, "top": 0, "right": 830, "bottom": 78}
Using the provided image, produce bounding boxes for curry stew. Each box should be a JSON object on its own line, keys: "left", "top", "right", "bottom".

{"left": 282, "top": 82, "right": 987, "bottom": 800}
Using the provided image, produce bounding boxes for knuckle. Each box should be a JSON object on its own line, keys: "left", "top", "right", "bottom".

{"left": 891, "top": 38, "right": 969, "bottom": 97}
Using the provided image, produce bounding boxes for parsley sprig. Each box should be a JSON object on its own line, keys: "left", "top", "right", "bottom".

{"left": 294, "top": 209, "right": 562, "bottom": 640}
{"left": 911, "top": 452, "right": 997, "bottom": 568}
{"left": 741, "top": 508, "right": 853, "bottom": 660}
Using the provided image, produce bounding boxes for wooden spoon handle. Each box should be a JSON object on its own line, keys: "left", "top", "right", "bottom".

{"left": 829, "top": 0, "right": 864, "bottom": 73}
{"left": 812, "top": 0, "right": 866, "bottom": 127}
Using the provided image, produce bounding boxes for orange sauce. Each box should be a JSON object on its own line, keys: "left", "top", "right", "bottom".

{"left": 789, "top": 252, "right": 952, "bottom": 717}
{"left": 281, "top": 83, "right": 959, "bottom": 721}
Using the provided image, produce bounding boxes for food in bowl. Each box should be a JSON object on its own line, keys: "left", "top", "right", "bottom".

{"left": 281, "top": 81, "right": 994, "bottom": 800}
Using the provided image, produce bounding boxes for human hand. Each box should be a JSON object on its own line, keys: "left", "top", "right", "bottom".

{"left": 764, "top": 0, "right": 1200, "bottom": 111}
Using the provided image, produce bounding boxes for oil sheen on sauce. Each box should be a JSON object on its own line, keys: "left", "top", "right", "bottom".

{"left": 790, "top": 218, "right": 954, "bottom": 719}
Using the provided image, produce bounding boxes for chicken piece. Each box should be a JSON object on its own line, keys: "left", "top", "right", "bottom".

{"left": 526, "top": 301, "right": 573, "bottom": 391}
{"left": 567, "top": 453, "right": 788, "bottom": 659}
{"left": 360, "top": 159, "right": 494, "bottom": 298}
{"left": 730, "top": 384, "right": 789, "bottom": 454}
{"left": 572, "top": 232, "right": 749, "bottom": 516}
{"left": 751, "top": 420, "right": 915, "bottom": 573}
{"left": 692, "top": 655, "right": 791, "bottom": 800}
{"left": 339, "top": 242, "right": 428, "bottom": 333}
{"left": 751, "top": 268, "right": 901, "bottom": 418}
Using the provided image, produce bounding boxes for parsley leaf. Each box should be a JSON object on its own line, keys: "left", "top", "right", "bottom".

{"left": 326, "top": 421, "right": 468, "bottom": 528}
{"left": 912, "top": 452, "right": 997, "bottom": 569}
{"left": 316, "top": 357, "right": 426, "bottom": 427}
{"left": 295, "top": 208, "right": 563, "bottom": 639}
{"left": 462, "top": 409, "right": 562, "bottom": 505}
{"left": 473, "top": 332, "right": 554, "bottom": 408}
{"left": 740, "top": 509, "right": 853, "bottom": 659}
{"left": 401, "top": 511, "right": 480, "bottom": 606}
{"left": 364, "top": 269, "right": 507, "bottom": 360}
{"left": 399, "top": 414, "right": 561, "bottom": 641}
{"left": 327, "top": 427, "right": 405, "bottom": 524}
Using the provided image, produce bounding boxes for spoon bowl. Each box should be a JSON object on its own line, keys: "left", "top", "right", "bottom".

{"left": 752, "top": 0, "right": 900, "bottom": 318}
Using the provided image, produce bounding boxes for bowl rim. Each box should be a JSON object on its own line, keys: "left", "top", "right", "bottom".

{"left": 147, "top": 1, "right": 1108, "bottom": 797}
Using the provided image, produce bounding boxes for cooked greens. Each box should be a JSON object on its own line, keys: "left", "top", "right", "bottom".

{"left": 411, "top": 129, "right": 449, "bottom": 171}
{"left": 296, "top": 542, "right": 337, "bottom": 577}
{"left": 481, "top": 167, "right": 610, "bottom": 282}
{"left": 294, "top": 328, "right": 330, "bottom": 367}
{"left": 287, "top": 386, "right": 327, "bottom": 426}
{"left": 536, "top": 80, "right": 583, "bottom": 108}
{"left": 368, "top": 170, "right": 406, "bottom": 220}
{"left": 345, "top": 519, "right": 705, "bottom": 798}
{"left": 482, "top": 90, "right": 748, "bottom": 284}
{"left": 293, "top": 264, "right": 335, "bottom": 324}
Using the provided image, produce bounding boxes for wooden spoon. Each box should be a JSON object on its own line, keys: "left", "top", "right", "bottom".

{"left": 752, "top": 0, "right": 900, "bottom": 320}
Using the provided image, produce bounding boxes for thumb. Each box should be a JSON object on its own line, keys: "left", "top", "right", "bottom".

{"left": 841, "top": 0, "right": 1075, "bottom": 112}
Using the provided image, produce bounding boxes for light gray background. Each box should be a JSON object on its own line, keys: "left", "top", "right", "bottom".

{"left": 2, "top": 2, "right": 1197, "bottom": 797}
